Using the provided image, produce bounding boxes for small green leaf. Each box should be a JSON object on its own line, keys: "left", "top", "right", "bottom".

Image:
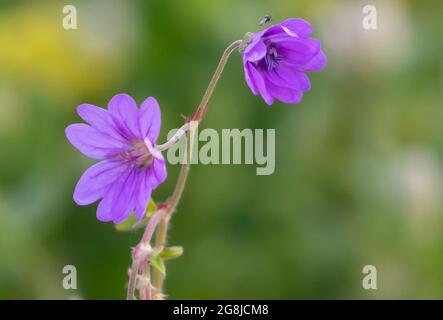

{"left": 146, "top": 198, "right": 157, "bottom": 217}
{"left": 151, "top": 256, "right": 166, "bottom": 276}
{"left": 114, "top": 214, "right": 138, "bottom": 232}
{"left": 160, "top": 246, "right": 184, "bottom": 260}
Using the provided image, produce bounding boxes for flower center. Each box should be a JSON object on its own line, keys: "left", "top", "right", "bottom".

{"left": 123, "top": 140, "right": 153, "bottom": 169}
{"left": 263, "top": 45, "right": 282, "bottom": 70}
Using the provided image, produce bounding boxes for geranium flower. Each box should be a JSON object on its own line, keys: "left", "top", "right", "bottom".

{"left": 66, "top": 94, "right": 167, "bottom": 223}
{"left": 242, "top": 18, "right": 327, "bottom": 105}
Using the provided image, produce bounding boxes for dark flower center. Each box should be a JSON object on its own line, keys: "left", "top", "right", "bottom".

{"left": 263, "top": 45, "right": 282, "bottom": 70}
{"left": 122, "top": 140, "right": 153, "bottom": 169}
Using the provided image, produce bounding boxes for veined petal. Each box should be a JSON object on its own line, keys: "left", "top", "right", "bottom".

{"left": 244, "top": 62, "right": 259, "bottom": 95}
{"left": 73, "top": 160, "right": 129, "bottom": 205}
{"left": 265, "top": 65, "right": 311, "bottom": 91}
{"left": 147, "top": 156, "right": 167, "bottom": 190}
{"left": 243, "top": 40, "right": 267, "bottom": 62}
{"left": 302, "top": 48, "right": 327, "bottom": 72}
{"left": 77, "top": 104, "right": 125, "bottom": 143}
{"left": 262, "top": 24, "right": 287, "bottom": 38}
{"left": 139, "top": 97, "right": 161, "bottom": 143}
{"left": 96, "top": 167, "right": 138, "bottom": 223}
{"left": 280, "top": 18, "right": 313, "bottom": 38}
{"left": 135, "top": 169, "right": 152, "bottom": 220}
{"left": 278, "top": 38, "right": 320, "bottom": 66}
{"left": 108, "top": 93, "right": 140, "bottom": 140}
{"left": 266, "top": 80, "right": 303, "bottom": 104}
{"left": 113, "top": 170, "right": 145, "bottom": 224}
{"left": 66, "top": 123, "right": 128, "bottom": 159}
{"left": 248, "top": 62, "right": 274, "bottom": 105}
{"left": 243, "top": 29, "right": 266, "bottom": 57}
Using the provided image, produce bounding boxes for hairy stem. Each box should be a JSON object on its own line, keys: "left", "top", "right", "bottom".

{"left": 128, "top": 39, "right": 242, "bottom": 299}
{"left": 192, "top": 39, "right": 243, "bottom": 122}
{"left": 140, "top": 260, "right": 152, "bottom": 300}
{"left": 152, "top": 128, "right": 192, "bottom": 289}
{"left": 152, "top": 40, "right": 241, "bottom": 292}
{"left": 152, "top": 215, "right": 170, "bottom": 289}
{"left": 155, "top": 122, "right": 190, "bottom": 152}
{"left": 127, "top": 210, "right": 164, "bottom": 300}
{"left": 127, "top": 260, "right": 140, "bottom": 300}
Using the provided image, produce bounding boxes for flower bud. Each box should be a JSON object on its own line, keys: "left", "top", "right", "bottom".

{"left": 159, "top": 246, "right": 184, "bottom": 260}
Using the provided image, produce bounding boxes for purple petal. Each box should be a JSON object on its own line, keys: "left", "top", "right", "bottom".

{"left": 77, "top": 104, "right": 125, "bottom": 143}
{"left": 244, "top": 62, "right": 259, "bottom": 95}
{"left": 266, "top": 80, "right": 303, "bottom": 104}
{"left": 243, "top": 29, "right": 266, "bottom": 57}
{"left": 247, "top": 62, "right": 274, "bottom": 105}
{"left": 135, "top": 169, "right": 152, "bottom": 220}
{"left": 243, "top": 40, "right": 267, "bottom": 62}
{"left": 265, "top": 65, "right": 311, "bottom": 91}
{"left": 278, "top": 38, "right": 320, "bottom": 66}
{"left": 108, "top": 93, "right": 140, "bottom": 140}
{"left": 66, "top": 124, "right": 128, "bottom": 159}
{"left": 139, "top": 97, "right": 161, "bottom": 143}
{"left": 147, "top": 156, "right": 167, "bottom": 189}
{"left": 263, "top": 25, "right": 288, "bottom": 38}
{"left": 302, "top": 48, "right": 327, "bottom": 72}
{"left": 144, "top": 138, "right": 164, "bottom": 160}
{"left": 73, "top": 160, "right": 129, "bottom": 205}
{"left": 96, "top": 168, "right": 139, "bottom": 223}
{"left": 280, "top": 18, "right": 313, "bottom": 38}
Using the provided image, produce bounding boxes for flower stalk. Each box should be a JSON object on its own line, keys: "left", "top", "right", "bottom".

{"left": 127, "top": 39, "right": 243, "bottom": 299}
{"left": 155, "top": 122, "right": 190, "bottom": 151}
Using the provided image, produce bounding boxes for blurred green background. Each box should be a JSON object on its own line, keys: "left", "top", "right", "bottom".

{"left": 0, "top": 0, "right": 443, "bottom": 299}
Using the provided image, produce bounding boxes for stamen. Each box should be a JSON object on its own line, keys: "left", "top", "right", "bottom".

{"left": 121, "top": 140, "right": 154, "bottom": 168}
{"left": 263, "top": 45, "right": 282, "bottom": 71}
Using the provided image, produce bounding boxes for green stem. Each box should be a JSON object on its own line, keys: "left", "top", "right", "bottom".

{"left": 151, "top": 215, "right": 170, "bottom": 290}
{"left": 131, "top": 39, "right": 242, "bottom": 298}
{"left": 152, "top": 40, "right": 242, "bottom": 292}
{"left": 192, "top": 39, "right": 243, "bottom": 122}
{"left": 127, "top": 259, "right": 140, "bottom": 300}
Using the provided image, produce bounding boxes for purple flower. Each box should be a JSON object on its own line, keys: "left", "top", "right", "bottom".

{"left": 66, "top": 94, "right": 167, "bottom": 224}
{"left": 242, "top": 18, "right": 327, "bottom": 105}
